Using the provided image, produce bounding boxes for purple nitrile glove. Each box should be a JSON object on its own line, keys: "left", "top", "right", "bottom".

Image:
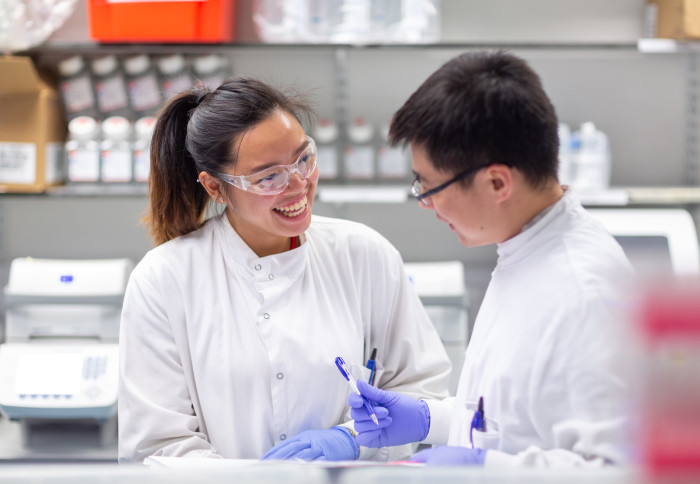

{"left": 409, "top": 446, "right": 487, "bottom": 466}
{"left": 261, "top": 426, "right": 359, "bottom": 461}
{"left": 348, "top": 380, "right": 430, "bottom": 448}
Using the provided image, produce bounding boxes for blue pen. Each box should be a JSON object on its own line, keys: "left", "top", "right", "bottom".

{"left": 335, "top": 356, "right": 379, "bottom": 426}
{"left": 366, "top": 348, "right": 377, "bottom": 386}
{"left": 469, "top": 396, "right": 486, "bottom": 448}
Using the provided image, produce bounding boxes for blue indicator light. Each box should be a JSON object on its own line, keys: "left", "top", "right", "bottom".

{"left": 60, "top": 274, "right": 74, "bottom": 283}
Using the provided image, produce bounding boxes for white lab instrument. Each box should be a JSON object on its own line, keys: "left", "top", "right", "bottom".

{"left": 404, "top": 261, "right": 468, "bottom": 395}
{"left": 0, "top": 257, "right": 133, "bottom": 446}
{"left": 588, "top": 209, "right": 700, "bottom": 277}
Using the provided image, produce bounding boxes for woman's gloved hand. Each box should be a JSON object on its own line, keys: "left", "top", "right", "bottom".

{"left": 409, "top": 446, "right": 487, "bottom": 466}
{"left": 348, "top": 380, "right": 430, "bottom": 448}
{"left": 261, "top": 426, "right": 359, "bottom": 461}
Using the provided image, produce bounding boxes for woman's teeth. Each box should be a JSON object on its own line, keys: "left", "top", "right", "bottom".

{"left": 274, "top": 196, "right": 307, "bottom": 217}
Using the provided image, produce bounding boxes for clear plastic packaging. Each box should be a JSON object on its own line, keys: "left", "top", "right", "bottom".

{"left": 0, "top": 0, "right": 77, "bottom": 52}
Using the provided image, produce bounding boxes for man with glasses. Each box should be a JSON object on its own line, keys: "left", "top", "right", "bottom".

{"left": 348, "top": 50, "right": 634, "bottom": 468}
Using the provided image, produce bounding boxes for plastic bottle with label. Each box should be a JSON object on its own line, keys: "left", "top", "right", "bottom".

{"left": 344, "top": 118, "right": 375, "bottom": 180}
{"left": 91, "top": 55, "right": 132, "bottom": 120}
{"left": 332, "top": 0, "right": 372, "bottom": 43}
{"left": 308, "top": 0, "right": 341, "bottom": 42}
{"left": 66, "top": 116, "right": 101, "bottom": 183}
{"left": 570, "top": 121, "right": 611, "bottom": 191}
{"left": 377, "top": 121, "right": 409, "bottom": 180}
{"left": 156, "top": 54, "right": 193, "bottom": 102}
{"left": 313, "top": 118, "right": 340, "bottom": 180}
{"left": 133, "top": 116, "right": 156, "bottom": 184}
{"left": 58, "top": 55, "right": 98, "bottom": 121}
{"left": 192, "top": 54, "right": 229, "bottom": 91}
{"left": 123, "top": 54, "right": 162, "bottom": 118}
{"left": 100, "top": 116, "right": 133, "bottom": 183}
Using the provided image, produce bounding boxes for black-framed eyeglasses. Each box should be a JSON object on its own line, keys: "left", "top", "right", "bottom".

{"left": 410, "top": 163, "right": 491, "bottom": 206}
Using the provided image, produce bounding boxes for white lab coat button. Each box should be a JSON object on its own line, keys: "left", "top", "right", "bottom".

{"left": 264, "top": 313, "right": 270, "bottom": 320}
{"left": 268, "top": 273, "right": 274, "bottom": 280}
{"left": 277, "top": 372, "right": 284, "bottom": 379}
{"left": 254, "top": 264, "right": 262, "bottom": 271}
{"left": 280, "top": 434, "right": 287, "bottom": 440}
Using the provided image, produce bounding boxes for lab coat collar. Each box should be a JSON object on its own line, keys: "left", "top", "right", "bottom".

{"left": 213, "top": 213, "right": 309, "bottom": 284}
{"left": 496, "top": 189, "right": 581, "bottom": 264}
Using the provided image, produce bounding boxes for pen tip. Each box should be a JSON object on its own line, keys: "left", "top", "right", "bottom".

{"left": 371, "top": 415, "right": 379, "bottom": 425}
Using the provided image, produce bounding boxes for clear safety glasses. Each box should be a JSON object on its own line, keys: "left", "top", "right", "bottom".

{"left": 218, "top": 136, "right": 318, "bottom": 195}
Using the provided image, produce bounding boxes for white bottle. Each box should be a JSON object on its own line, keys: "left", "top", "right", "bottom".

{"left": 157, "top": 54, "right": 193, "bottom": 102}
{"left": 193, "top": 54, "right": 229, "bottom": 90}
{"left": 58, "top": 55, "right": 98, "bottom": 120}
{"left": 344, "top": 118, "right": 375, "bottom": 180}
{"left": 66, "top": 116, "right": 100, "bottom": 183}
{"left": 308, "top": 0, "right": 341, "bottom": 42}
{"left": 332, "top": 0, "right": 372, "bottom": 44}
{"left": 557, "top": 122, "right": 572, "bottom": 185}
{"left": 123, "top": 54, "right": 161, "bottom": 118}
{"left": 133, "top": 116, "right": 156, "bottom": 183}
{"left": 313, "top": 118, "right": 340, "bottom": 180}
{"left": 571, "top": 122, "right": 611, "bottom": 191}
{"left": 377, "top": 121, "right": 409, "bottom": 180}
{"left": 100, "top": 116, "right": 133, "bottom": 183}
{"left": 91, "top": 55, "right": 131, "bottom": 120}
{"left": 395, "top": 0, "right": 440, "bottom": 43}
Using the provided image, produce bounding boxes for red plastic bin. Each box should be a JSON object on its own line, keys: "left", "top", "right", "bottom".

{"left": 87, "top": 0, "right": 236, "bottom": 43}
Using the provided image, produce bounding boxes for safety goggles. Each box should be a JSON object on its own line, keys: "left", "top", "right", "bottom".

{"left": 218, "top": 136, "right": 317, "bottom": 195}
{"left": 411, "top": 163, "right": 491, "bottom": 206}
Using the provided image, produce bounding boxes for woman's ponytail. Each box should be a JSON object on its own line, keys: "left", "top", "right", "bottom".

{"left": 144, "top": 91, "right": 210, "bottom": 246}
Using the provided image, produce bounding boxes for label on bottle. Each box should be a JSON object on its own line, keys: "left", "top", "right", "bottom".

{"left": 128, "top": 75, "right": 161, "bottom": 112}
{"left": 61, "top": 75, "right": 95, "bottom": 114}
{"left": 101, "top": 148, "right": 132, "bottom": 183}
{"left": 316, "top": 145, "right": 338, "bottom": 179}
{"left": 95, "top": 76, "right": 129, "bottom": 113}
{"left": 377, "top": 144, "right": 408, "bottom": 179}
{"left": 68, "top": 145, "right": 100, "bottom": 183}
{"left": 45, "top": 143, "right": 64, "bottom": 184}
{"left": 162, "top": 74, "right": 192, "bottom": 101}
{"left": 345, "top": 145, "right": 374, "bottom": 179}
{"left": 0, "top": 142, "right": 36, "bottom": 184}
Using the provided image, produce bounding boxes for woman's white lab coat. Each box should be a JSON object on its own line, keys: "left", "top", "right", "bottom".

{"left": 425, "top": 191, "right": 634, "bottom": 467}
{"left": 118, "top": 214, "right": 451, "bottom": 462}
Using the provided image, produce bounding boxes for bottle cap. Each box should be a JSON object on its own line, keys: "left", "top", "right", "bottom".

{"left": 348, "top": 118, "right": 373, "bottom": 143}
{"left": 134, "top": 116, "right": 156, "bottom": 139}
{"left": 123, "top": 54, "right": 151, "bottom": 75}
{"left": 157, "top": 54, "right": 186, "bottom": 75}
{"left": 58, "top": 55, "right": 85, "bottom": 77}
{"left": 68, "top": 116, "right": 99, "bottom": 140}
{"left": 193, "top": 54, "right": 224, "bottom": 75}
{"left": 101, "top": 116, "right": 132, "bottom": 141}
{"left": 313, "top": 118, "right": 339, "bottom": 143}
{"left": 91, "top": 55, "right": 119, "bottom": 76}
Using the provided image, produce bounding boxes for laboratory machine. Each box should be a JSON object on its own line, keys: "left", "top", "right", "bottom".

{"left": 404, "top": 261, "right": 468, "bottom": 395}
{"left": 0, "top": 257, "right": 133, "bottom": 447}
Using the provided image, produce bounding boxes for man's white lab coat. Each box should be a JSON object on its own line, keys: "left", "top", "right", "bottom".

{"left": 118, "top": 214, "right": 451, "bottom": 462}
{"left": 425, "top": 191, "right": 634, "bottom": 467}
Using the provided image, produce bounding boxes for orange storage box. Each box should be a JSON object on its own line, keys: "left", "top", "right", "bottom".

{"left": 87, "top": 0, "right": 236, "bottom": 43}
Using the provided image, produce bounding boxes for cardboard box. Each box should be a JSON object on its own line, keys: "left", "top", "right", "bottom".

{"left": 0, "top": 56, "right": 66, "bottom": 193}
{"left": 647, "top": 0, "right": 700, "bottom": 39}
{"left": 87, "top": 0, "right": 236, "bottom": 43}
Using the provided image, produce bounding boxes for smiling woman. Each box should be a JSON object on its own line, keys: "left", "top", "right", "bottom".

{"left": 117, "top": 77, "right": 452, "bottom": 464}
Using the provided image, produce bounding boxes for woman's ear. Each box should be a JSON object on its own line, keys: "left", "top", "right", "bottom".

{"left": 199, "top": 172, "right": 225, "bottom": 203}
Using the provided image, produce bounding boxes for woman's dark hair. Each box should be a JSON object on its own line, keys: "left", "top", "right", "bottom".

{"left": 389, "top": 50, "right": 559, "bottom": 189}
{"left": 145, "top": 77, "right": 313, "bottom": 245}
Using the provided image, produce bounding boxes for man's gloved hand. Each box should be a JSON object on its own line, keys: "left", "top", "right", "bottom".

{"left": 348, "top": 380, "right": 430, "bottom": 448}
{"left": 261, "top": 427, "right": 359, "bottom": 461}
{"left": 409, "top": 446, "right": 487, "bottom": 466}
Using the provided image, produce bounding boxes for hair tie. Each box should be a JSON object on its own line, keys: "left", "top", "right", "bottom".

{"left": 195, "top": 91, "right": 209, "bottom": 106}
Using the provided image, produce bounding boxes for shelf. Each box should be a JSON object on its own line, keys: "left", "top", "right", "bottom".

{"left": 637, "top": 38, "right": 700, "bottom": 53}
{"left": 4, "top": 185, "right": 700, "bottom": 207}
